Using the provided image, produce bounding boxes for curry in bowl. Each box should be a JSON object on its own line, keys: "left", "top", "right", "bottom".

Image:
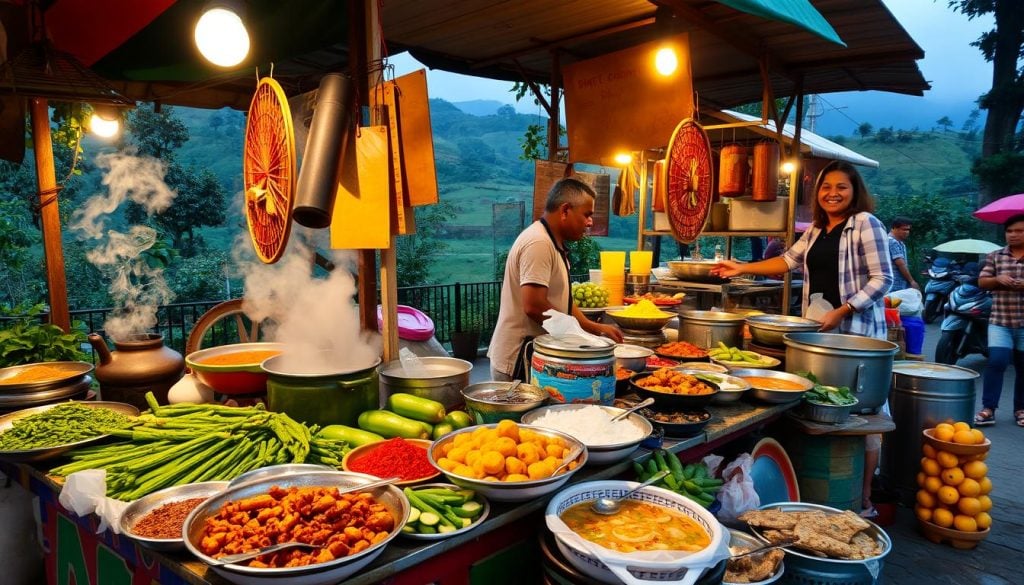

{"left": 561, "top": 499, "right": 711, "bottom": 553}
{"left": 739, "top": 376, "right": 806, "bottom": 391}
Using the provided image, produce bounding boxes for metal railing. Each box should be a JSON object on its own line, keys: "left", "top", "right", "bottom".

{"left": 5, "top": 274, "right": 587, "bottom": 358}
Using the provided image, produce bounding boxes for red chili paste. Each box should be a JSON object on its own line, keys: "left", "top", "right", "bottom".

{"left": 349, "top": 437, "right": 435, "bottom": 480}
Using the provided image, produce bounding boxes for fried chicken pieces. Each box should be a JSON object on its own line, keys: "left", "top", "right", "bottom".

{"left": 739, "top": 509, "right": 883, "bottom": 561}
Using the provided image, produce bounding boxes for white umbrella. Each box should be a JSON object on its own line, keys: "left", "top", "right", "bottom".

{"left": 932, "top": 239, "right": 1001, "bottom": 254}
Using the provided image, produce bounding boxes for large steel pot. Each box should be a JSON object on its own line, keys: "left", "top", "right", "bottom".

{"left": 379, "top": 356, "right": 472, "bottom": 411}
{"left": 783, "top": 333, "right": 899, "bottom": 414}
{"left": 884, "top": 361, "right": 979, "bottom": 505}
{"left": 263, "top": 354, "right": 381, "bottom": 428}
{"left": 678, "top": 311, "right": 746, "bottom": 350}
{"left": 746, "top": 314, "right": 820, "bottom": 347}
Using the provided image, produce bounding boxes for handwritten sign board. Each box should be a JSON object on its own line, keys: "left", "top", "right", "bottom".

{"left": 563, "top": 33, "right": 694, "bottom": 165}
{"left": 532, "top": 160, "right": 609, "bottom": 236}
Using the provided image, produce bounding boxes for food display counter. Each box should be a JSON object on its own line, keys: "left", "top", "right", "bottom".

{"left": 0, "top": 400, "right": 796, "bottom": 585}
{"left": 654, "top": 278, "right": 802, "bottom": 314}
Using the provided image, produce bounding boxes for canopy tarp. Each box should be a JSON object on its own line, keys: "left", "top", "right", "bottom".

{"left": 715, "top": 0, "right": 844, "bottom": 46}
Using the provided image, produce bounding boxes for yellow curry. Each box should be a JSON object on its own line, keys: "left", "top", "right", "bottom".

{"left": 197, "top": 350, "right": 282, "bottom": 367}
{"left": 561, "top": 500, "right": 710, "bottom": 553}
{"left": 739, "top": 376, "right": 805, "bottom": 391}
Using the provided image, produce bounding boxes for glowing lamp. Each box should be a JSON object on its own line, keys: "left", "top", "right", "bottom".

{"left": 654, "top": 47, "right": 678, "bottom": 76}
{"left": 613, "top": 152, "right": 633, "bottom": 165}
{"left": 780, "top": 161, "right": 796, "bottom": 175}
{"left": 195, "top": 5, "right": 250, "bottom": 67}
{"left": 90, "top": 106, "right": 121, "bottom": 138}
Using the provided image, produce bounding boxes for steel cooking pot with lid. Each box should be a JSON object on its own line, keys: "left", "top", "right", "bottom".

{"left": 783, "top": 333, "right": 899, "bottom": 414}
{"left": 678, "top": 311, "right": 746, "bottom": 350}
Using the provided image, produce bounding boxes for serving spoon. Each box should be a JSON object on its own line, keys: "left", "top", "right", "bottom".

{"left": 590, "top": 469, "right": 670, "bottom": 515}
{"left": 729, "top": 542, "right": 794, "bottom": 560}
{"left": 610, "top": 397, "right": 655, "bottom": 421}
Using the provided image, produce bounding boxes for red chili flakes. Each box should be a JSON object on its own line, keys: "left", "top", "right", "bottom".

{"left": 131, "top": 497, "right": 207, "bottom": 539}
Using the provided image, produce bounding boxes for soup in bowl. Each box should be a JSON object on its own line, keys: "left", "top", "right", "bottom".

{"left": 186, "top": 342, "right": 286, "bottom": 395}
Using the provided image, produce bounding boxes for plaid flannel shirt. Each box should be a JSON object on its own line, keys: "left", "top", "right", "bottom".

{"left": 783, "top": 212, "right": 893, "bottom": 339}
{"left": 980, "top": 247, "right": 1024, "bottom": 328}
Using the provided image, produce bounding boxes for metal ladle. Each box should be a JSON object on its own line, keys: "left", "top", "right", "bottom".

{"left": 610, "top": 397, "right": 655, "bottom": 421}
{"left": 590, "top": 469, "right": 670, "bottom": 515}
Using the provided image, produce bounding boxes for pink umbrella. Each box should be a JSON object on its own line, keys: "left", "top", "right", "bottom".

{"left": 973, "top": 193, "right": 1024, "bottom": 224}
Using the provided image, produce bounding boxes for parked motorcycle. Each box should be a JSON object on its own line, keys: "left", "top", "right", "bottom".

{"left": 934, "top": 264, "right": 991, "bottom": 364}
{"left": 923, "top": 257, "right": 960, "bottom": 324}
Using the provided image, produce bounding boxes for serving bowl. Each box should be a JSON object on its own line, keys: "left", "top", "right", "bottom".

{"left": 639, "top": 407, "right": 712, "bottom": 438}
{"left": 604, "top": 309, "right": 675, "bottom": 332}
{"left": 120, "top": 481, "right": 229, "bottom": 552}
{"left": 677, "top": 362, "right": 728, "bottom": 373}
{"left": 461, "top": 381, "right": 548, "bottom": 424}
{"left": 745, "top": 315, "right": 820, "bottom": 347}
{"left": 711, "top": 354, "right": 781, "bottom": 370}
{"left": 614, "top": 344, "right": 654, "bottom": 371}
{"left": 667, "top": 260, "right": 728, "bottom": 283}
{"left": 546, "top": 480, "right": 731, "bottom": 585}
{"left": 629, "top": 371, "right": 720, "bottom": 411}
{"left": 922, "top": 428, "right": 991, "bottom": 455}
{"left": 342, "top": 438, "right": 440, "bottom": 485}
{"left": 749, "top": 502, "right": 890, "bottom": 580}
{"left": 725, "top": 529, "right": 785, "bottom": 585}
{"left": 520, "top": 404, "right": 652, "bottom": 465}
{"left": 183, "top": 471, "right": 408, "bottom": 585}
{"left": 918, "top": 519, "right": 989, "bottom": 549}
{"left": 675, "top": 370, "right": 751, "bottom": 404}
{"left": 428, "top": 423, "right": 587, "bottom": 502}
{"left": 727, "top": 369, "right": 813, "bottom": 404}
{"left": 799, "top": 398, "right": 859, "bottom": 424}
{"left": 186, "top": 342, "right": 286, "bottom": 395}
{"left": 228, "top": 464, "right": 336, "bottom": 489}
{"left": 401, "top": 482, "right": 490, "bottom": 541}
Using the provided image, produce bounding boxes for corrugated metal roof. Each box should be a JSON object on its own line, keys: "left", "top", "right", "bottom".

{"left": 715, "top": 109, "right": 879, "bottom": 167}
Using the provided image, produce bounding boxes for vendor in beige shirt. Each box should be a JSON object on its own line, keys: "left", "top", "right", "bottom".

{"left": 488, "top": 178, "right": 623, "bottom": 381}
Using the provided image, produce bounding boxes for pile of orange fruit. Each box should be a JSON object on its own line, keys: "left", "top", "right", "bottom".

{"left": 914, "top": 421, "right": 992, "bottom": 533}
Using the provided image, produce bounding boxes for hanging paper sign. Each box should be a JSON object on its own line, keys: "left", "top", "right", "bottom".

{"left": 532, "top": 160, "right": 610, "bottom": 236}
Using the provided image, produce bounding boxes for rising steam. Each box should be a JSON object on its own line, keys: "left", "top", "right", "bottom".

{"left": 234, "top": 233, "right": 382, "bottom": 374}
{"left": 71, "top": 152, "right": 177, "bottom": 342}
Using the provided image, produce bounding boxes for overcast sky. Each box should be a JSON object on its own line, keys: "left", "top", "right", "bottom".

{"left": 388, "top": 0, "right": 995, "bottom": 133}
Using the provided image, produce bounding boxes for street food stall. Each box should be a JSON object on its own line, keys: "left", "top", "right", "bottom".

{"left": 0, "top": 1, "right": 973, "bottom": 585}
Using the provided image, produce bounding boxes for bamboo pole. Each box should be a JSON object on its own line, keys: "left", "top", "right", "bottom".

{"left": 29, "top": 98, "right": 71, "bottom": 331}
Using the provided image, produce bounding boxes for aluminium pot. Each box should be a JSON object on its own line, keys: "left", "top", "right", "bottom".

{"left": 746, "top": 314, "right": 820, "bottom": 347}
{"left": 378, "top": 356, "right": 472, "bottom": 411}
{"left": 678, "top": 311, "right": 746, "bottom": 350}
{"left": 783, "top": 333, "right": 899, "bottom": 414}
{"left": 263, "top": 354, "right": 381, "bottom": 428}
{"left": 666, "top": 260, "right": 728, "bottom": 283}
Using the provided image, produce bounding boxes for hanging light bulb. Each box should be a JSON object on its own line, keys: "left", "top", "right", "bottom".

{"left": 781, "top": 160, "right": 796, "bottom": 175}
{"left": 654, "top": 46, "right": 678, "bottom": 76}
{"left": 90, "top": 105, "right": 121, "bottom": 138}
{"left": 614, "top": 152, "right": 633, "bottom": 165}
{"left": 195, "top": 4, "right": 250, "bottom": 67}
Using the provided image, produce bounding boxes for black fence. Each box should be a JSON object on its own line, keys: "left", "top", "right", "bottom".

{"left": 6, "top": 274, "right": 587, "bottom": 358}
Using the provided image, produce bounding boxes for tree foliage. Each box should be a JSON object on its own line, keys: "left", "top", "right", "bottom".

{"left": 122, "top": 105, "right": 189, "bottom": 159}
{"left": 396, "top": 201, "right": 459, "bottom": 287}
{"left": 948, "top": 0, "right": 1024, "bottom": 204}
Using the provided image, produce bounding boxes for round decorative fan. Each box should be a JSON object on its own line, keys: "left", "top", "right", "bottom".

{"left": 243, "top": 77, "right": 296, "bottom": 263}
{"left": 664, "top": 118, "right": 714, "bottom": 244}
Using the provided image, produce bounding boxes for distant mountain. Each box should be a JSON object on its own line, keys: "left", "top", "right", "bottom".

{"left": 451, "top": 99, "right": 508, "bottom": 116}
{"left": 811, "top": 92, "right": 984, "bottom": 136}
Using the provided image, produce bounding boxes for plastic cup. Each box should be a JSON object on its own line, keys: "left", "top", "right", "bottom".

{"left": 629, "top": 251, "right": 653, "bottom": 275}
{"left": 600, "top": 251, "right": 626, "bottom": 276}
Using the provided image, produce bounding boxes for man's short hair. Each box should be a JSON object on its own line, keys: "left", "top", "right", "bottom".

{"left": 1004, "top": 214, "right": 1024, "bottom": 230}
{"left": 545, "top": 177, "right": 596, "bottom": 212}
{"left": 891, "top": 217, "right": 912, "bottom": 229}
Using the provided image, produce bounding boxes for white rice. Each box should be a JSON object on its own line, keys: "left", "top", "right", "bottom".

{"left": 530, "top": 406, "right": 645, "bottom": 445}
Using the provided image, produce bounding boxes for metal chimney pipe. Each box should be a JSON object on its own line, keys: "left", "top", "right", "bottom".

{"left": 294, "top": 73, "right": 354, "bottom": 228}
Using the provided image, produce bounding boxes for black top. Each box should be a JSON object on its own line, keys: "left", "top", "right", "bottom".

{"left": 807, "top": 218, "right": 848, "bottom": 310}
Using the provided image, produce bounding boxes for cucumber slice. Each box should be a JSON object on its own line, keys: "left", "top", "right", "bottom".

{"left": 401, "top": 524, "right": 417, "bottom": 534}
{"left": 437, "top": 524, "right": 457, "bottom": 533}
{"left": 418, "top": 511, "right": 441, "bottom": 527}
{"left": 418, "top": 524, "right": 437, "bottom": 534}
{"left": 452, "top": 501, "right": 483, "bottom": 518}
{"left": 407, "top": 507, "right": 421, "bottom": 523}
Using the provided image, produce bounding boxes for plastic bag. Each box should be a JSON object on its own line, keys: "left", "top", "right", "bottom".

{"left": 58, "top": 469, "right": 129, "bottom": 534}
{"left": 541, "top": 309, "right": 613, "bottom": 347}
{"left": 716, "top": 453, "right": 760, "bottom": 523}
{"left": 890, "top": 288, "right": 923, "bottom": 315}
{"left": 805, "top": 293, "right": 832, "bottom": 322}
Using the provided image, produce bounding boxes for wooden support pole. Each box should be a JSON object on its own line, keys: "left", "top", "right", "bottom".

{"left": 29, "top": 98, "right": 70, "bottom": 331}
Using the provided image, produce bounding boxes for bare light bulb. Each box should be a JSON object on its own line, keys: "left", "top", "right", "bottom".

{"left": 90, "top": 114, "right": 120, "bottom": 138}
{"left": 195, "top": 7, "right": 250, "bottom": 67}
{"left": 781, "top": 161, "right": 796, "bottom": 175}
{"left": 614, "top": 152, "right": 633, "bottom": 165}
{"left": 655, "top": 47, "right": 678, "bottom": 76}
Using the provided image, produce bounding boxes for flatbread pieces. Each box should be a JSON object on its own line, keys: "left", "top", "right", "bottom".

{"left": 739, "top": 508, "right": 884, "bottom": 560}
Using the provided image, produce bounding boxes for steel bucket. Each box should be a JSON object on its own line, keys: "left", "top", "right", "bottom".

{"left": 783, "top": 333, "right": 899, "bottom": 413}
{"left": 883, "top": 361, "right": 979, "bottom": 505}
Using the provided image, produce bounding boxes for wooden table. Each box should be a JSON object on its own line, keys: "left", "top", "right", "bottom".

{"left": 1, "top": 400, "right": 796, "bottom": 585}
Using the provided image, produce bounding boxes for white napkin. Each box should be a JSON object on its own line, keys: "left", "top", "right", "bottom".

{"left": 541, "top": 309, "right": 613, "bottom": 347}
{"left": 58, "top": 469, "right": 129, "bottom": 534}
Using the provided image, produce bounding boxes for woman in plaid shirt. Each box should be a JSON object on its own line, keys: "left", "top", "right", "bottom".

{"left": 713, "top": 160, "right": 892, "bottom": 338}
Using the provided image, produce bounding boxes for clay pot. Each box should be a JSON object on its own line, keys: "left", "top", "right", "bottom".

{"left": 88, "top": 333, "right": 184, "bottom": 410}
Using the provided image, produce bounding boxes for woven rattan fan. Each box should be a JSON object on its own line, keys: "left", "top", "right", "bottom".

{"left": 664, "top": 118, "right": 714, "bottom": 244}
{"left": 244, "top": 77, "right": 296, "bottom": 263}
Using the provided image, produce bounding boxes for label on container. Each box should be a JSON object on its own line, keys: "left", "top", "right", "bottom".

{"left": 530, "top": 353, "right": 615, "bottom": 405}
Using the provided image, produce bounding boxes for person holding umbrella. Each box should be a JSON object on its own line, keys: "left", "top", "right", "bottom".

{"left": 974, "top": 214, "right": 1024, "bottom": 427}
